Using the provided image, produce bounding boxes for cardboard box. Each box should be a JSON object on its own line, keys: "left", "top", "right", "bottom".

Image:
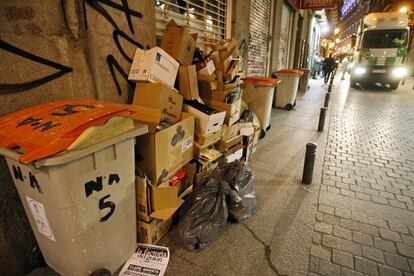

{"left": 135, "top": 112, "right": 195, "bottom": 185}
{"left": 128, "top": 47, "right": 179, "bottom": 89}
{"left": 138, "top": 217, "right": 172, "bottom": 244}
{"left": 178, "top": 65, "right": 200, "bottom": 100}
{"left": 218, "top": 135, "right": 243, "bottom": 152}
{"left": 133, "top": 83, "right": 183, "bottom": 124}
{"left": 195, "top": 160, "right": 219, "bottom": 186}
{"left": 198, "top": 59, "right": 216, "bottom": 77}
{"left": 195, "top": 129, "right": 222, "bottom": 146}
{"left": 184, "top": 104, "right": 226, "bottom": 134}
{"left": 204, "top": 98, "right": 242, "bottom": 126}
{"left": 222, "top": 123, "right": 240, "bottom": 141}
{"left": 225, "top": 146, "right": 243, "bottom": 163}
{"left": 161, "top": 20, "right": 196, "bottom": 66}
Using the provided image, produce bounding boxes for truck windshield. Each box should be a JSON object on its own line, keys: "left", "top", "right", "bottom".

{"left": 362, "top": 29, "right": 407, "bottom": 48}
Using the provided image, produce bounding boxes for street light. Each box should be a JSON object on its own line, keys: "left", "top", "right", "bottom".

{"left": 334, "top": 28, "right": 340, "bottom": 35}
{"left": 335, "top": 38, "right": 340, "bottom": 43}
{"left": 400, "top": 7, "right": 408, "bottom": 13}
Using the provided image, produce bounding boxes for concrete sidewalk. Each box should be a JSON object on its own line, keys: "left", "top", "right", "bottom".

{"left": 163, "top": 78, "right": 331, "bottom": 276}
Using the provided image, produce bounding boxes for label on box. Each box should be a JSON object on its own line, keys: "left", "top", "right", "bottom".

{"left": 119, "top": 243, "right": 170, "bottom": 276}
{"left": 240, "top": 123, "right": 254, "bottom": 136}
{"left": 226, "top": 148, "right": 243, "bottom": 163}
{"left": 26, "top": 196, "right": 55, "bottom": 241}
{"left": 182, "top": 136, "right": 193, "bottom": 152}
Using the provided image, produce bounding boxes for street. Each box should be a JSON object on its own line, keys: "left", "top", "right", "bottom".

{"left": 163, "top": 76, "right": 414, "bottom": 276}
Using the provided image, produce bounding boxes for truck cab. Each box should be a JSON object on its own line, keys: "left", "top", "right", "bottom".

{"left": 350, "top": 12, "right": 409, "bottom": 90}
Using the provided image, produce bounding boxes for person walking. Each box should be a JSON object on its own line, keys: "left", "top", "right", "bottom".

{"left": 323, "top": 53, "right": 335, "bottom": 83}
{"left": 312, "top": 53, "right": 322, "bottom": 79}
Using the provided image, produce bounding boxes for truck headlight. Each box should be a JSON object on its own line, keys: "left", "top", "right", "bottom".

{"left": 354, "top": 67, "right": 366, "bottom": 75}
{"left": 392, "top": 67, "right": 407, "bottom": 78}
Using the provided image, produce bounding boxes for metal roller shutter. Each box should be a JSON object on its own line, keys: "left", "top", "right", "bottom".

{"left": 277, "top": 2, "right": 292, "bottom": 70}
{"left": 155, "top": 0, "right": 229, "bottom": 45}
{"left": 247, "top": 0, "right": 272, "bottom": 76}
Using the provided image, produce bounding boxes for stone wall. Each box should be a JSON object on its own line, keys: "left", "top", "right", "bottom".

{"left": 0, "top": 1, "right": 155, "bottom": 274}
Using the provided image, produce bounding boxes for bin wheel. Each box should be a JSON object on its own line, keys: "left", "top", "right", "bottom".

{"left": 91, "top": 269, "right": 112, "bottom": 276}
{"left": 285, "top": 103, "right": 294, "bottom": 111}
{"left": 266, "top": 124, "right": 271, "bottom": 131}
{"left": 260, "top": 129, "right": 266, "bottom": 139}
{"left": 293, "top": 100, "right": 296, "bottom": 107}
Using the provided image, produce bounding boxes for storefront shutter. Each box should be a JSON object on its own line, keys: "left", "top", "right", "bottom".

{"left": 277, "top": 1, "right": 292, "bottom": 70}
{"left": 155, "top": 0, "right": 228, "bottom": 45}
{"left": 247, "top": 0, "right": 272, "bottom": 76}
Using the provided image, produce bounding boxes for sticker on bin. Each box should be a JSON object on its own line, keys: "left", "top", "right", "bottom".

{"left": 0, "top": 99, "right": 134, "bottom": 163}
{"left": 119, "top": 243, "right": 170, "bottom": 276}
{"left": 26, "top": 196, "right": 55, "bottom": 241}
{"left": 182, "top": 136, "right": 193, "bottom": 152}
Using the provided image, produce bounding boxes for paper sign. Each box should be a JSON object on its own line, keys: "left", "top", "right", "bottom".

{"left": 119, "top": 243, "right": 170, "bottom": 276}
{"left": 240, "top": 123, "right": 254, "bottom": 136}
{"left": 26, "top": 196, "right": 55, "bottom": 241}
{"left": 182, "top": 136, "right": 193, "bottom": 152}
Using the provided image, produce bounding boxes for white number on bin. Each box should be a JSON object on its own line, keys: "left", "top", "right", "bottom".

{"left": 26, "top": 196, "right": 55, "bottom": 241}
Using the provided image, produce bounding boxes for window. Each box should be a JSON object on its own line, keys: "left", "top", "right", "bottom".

{"left": 362, "top": 29, "right": 408, "bottom": 49}
{"left": 155, "top": 0, "right": 229, "bottom": 45}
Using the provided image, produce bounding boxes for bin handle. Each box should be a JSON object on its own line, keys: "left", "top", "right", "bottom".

{"left": 0, "top": 147, "right": 22, "bottom": 161}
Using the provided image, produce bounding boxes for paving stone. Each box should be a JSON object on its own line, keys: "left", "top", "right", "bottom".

{"left": 309, "top": 256, "right": 319, "bottom": 273}
{"left": 351, "top": 212, "right": 368, "bottom": 223}
{"left": 379, "top": 191, "right": 395, "bottom": 199}
{"left": 316, "top": 212, "right": 324, "bottom": 222}
{"left": 396, "top": 243, "right": 414, "bottom": 258}
{"left": 328, "top": 186, "right": 341, "bottom": 194}
{"left": 384, "top": 252, "right": 410, "bottom": 271}
{"left": 355, "top": 256, "right": 379, "bottom": 276}
{"left": 311, "top": 245, "right": 332, "bottom": 261}
{"left": 358, "top": 223, "right": 380, "bottom": 237}
{"left": 315, "top": 223, "right": 334, "bottom": 235}
{"left": 356, "top": 193, "right": 371, "bottom": 200}
{"left": 319, "top": 259, "right": 341, "bottom": 276}
{"left": 378, "top": 264, "right": 403, "bottom": 276}
{"left": 389, "top": 199, "right": 407, "bottom": 209}
{"left": 371, "top": 184, "right": 386, "bottom": 191}
{"left": 323, "top": 235, "right": 362, "bottom": 255}
{"left": 335, "top": 208, "right": 352, "bottom": 219}
{"left": 341, "top": 219, "right": 360, "bottom": 231}
{"left": 334, "top": 226, "right": 353, "bottom": 240}
{"left": 353, "top": 231, "right": 373, "bottom": 246}
{"left": 396, "top": 194, "right": 413, "bottom": 204}
{"left": 332, "top": 249, "right": 354, "bottom": 269}
{"left": 389, "top": 222, "right": 410, "bottom": 235}
{"left": 341, "top": 267, "right": 364, "bottom": 276}
{"left": 403, "top": 273, "right": 414, "bottom": 276}
{"left": 313, "top": 232, "right": 322, "bottom": 245}
{"left": 409, "top": 259, "right": 414, "bottom": 272}
{"left": 319, "top": 204, "right": 335, "bottom": 215}
{"left": 380, "top": 229, "right": 402, "bottom": 242}
{"left": 374, "top": 238, "right": 397, "bottom": 253}
{"left": 372, "top": 195, "right": 389, "bottom": 205}
{"left": 341, "top": 189, "right": 356, "bottom": 198}
{"left": 324, "top": 214, "right": 340, "bottom": 226}
{"left": 367, "top": 217, "right": 389, "bottom": 228}
{"left": 350, "top": 184, "right": 364, "bottom": 193}
{"left": 362, "top": 245, "right": 385, "bottom": 263}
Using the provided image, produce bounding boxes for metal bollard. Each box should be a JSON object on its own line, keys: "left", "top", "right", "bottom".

{"left": 318, "top": 107, "right": 327, "bottom": 132}
{"left": 302, "top": 143, "right": 317, "bottom": 184}
{"left": 324, "top": 92, "right": 331, "bottom": 108}
{"left": 328, "top": 85, "right": 332, "bottom": 92}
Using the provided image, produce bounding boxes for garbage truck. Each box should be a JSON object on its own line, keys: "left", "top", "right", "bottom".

{"left": 350, "top": 12, "right": 410, "bottom": 90}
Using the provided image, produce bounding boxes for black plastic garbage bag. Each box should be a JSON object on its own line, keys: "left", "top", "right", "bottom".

{"left": 177, "top": 179, "right": 230, "bottom": 251}
{"left": 221, "top": 162, "right": 257, "bottom": 222}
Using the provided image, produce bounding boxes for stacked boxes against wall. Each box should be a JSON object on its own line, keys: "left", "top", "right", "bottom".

{"left": 128, "top": 20, "right": 254, "bottom": 245}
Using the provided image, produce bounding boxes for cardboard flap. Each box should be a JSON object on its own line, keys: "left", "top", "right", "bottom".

{"left": 130, "top": 106, "right": 161, "bottom": 133}
{"left": 150, "top": 199, "right": 184, "bottom": 220}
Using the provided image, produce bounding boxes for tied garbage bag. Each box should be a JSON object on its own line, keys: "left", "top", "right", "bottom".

{"left": 177, "top": 179, "right": 230, "bottom": 251}
{"left": 221, "top": 162, "right": 257, "bottom": 222}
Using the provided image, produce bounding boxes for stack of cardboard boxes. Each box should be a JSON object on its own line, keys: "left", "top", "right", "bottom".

{"left": 128, "top": 20, "right": 256, "bottom": 245}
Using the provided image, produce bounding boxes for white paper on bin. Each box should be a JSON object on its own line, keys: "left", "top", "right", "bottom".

{"left": 26, "top": 196, "right": 55, "bottom": 241}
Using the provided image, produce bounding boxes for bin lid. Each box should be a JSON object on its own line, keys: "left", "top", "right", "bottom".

{"left": 276, "top": 69, "right": 304, "bottom": 76}
{"left": 0, "top": 99, "right": 134, "bottom": 163}
{"left": 243, "top": 77, "right": 281, "bottom": 86}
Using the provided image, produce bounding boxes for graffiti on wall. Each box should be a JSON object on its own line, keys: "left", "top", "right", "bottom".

{"left": 0, "top": 0, "right": 149, "bottom": 103}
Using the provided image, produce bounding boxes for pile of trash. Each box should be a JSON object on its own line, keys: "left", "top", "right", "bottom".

{"left": 177, "top": 160, "right": 256, "bottom": 251}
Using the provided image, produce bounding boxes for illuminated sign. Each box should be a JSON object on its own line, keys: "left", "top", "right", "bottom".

{"left": 300, "top": 0, "right": 336, "bottom": 9}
